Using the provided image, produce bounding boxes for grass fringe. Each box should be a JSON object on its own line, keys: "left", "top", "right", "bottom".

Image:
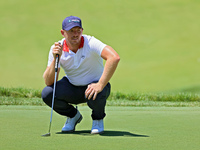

{"left": 0, "top": 87, "right": 41, "bottom": 98}
{"left": 0, "top": 87, "right": 200, "bottom": 106}
{"left": 109, "top": 91, "right": 200, "bottom": 102}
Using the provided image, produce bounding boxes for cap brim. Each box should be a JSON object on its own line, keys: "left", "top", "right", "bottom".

{"left": 63, "top": 24, "right": 82, "bottom": 31}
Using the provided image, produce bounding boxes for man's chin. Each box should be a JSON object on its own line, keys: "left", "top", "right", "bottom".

{"left": 71, "top": 40, "right": 80, "bottom": 45}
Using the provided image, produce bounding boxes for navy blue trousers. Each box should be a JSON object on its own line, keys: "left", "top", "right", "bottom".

{"left": 41, "top": 77, "right": 111, "bottom": 120}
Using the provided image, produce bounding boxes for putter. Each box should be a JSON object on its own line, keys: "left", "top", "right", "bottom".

{"left": 42, "top": 54, "right": 59, "bottom": 137}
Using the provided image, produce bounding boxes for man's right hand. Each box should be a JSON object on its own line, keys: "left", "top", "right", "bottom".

{"left": 53, "top": 42, "right": 62, "bottom": 58}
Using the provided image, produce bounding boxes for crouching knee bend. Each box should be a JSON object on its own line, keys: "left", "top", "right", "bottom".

{"left": 41, "top": 86, "right": 53, "bottom": 106}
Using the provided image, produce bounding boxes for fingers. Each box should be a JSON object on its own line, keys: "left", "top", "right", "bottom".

{"left": 53, "top": 42, "right": 62, "bottom": 58}
{"left": 85, "top": 86, "right": 94, "bottom": 100}
{"left": 85, "top": 84, "right": 101, "bottom": 100}
{"left": 93, "top": 91, "right": 98, "bottom": 100}
{"left": 54, "top": 42, "right": 62, "bottom": 50}
{"left": 85, "top": 89, "right": 97, "bottom": 100}
{"left": 85, "top": 88, "right": 95, "bottom": 100}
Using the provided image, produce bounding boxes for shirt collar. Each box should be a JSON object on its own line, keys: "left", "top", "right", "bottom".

{"left": 63, "top": 36, "right": 84, "bottom": 52}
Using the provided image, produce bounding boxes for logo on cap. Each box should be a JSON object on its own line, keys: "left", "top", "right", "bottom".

{"left": 62, "top": 16, "right": 82, "bottom": 31}
{"left": 68, "top": 19, "right": 80, "bottom": 23}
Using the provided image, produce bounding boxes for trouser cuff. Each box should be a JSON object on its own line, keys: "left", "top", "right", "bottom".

{"left": 91, "top": 112, "right": 106, "bottom": 120}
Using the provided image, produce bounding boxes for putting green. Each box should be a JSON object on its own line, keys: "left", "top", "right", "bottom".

{"left": 0, "top": 106, "right": 199, "bottom": 150}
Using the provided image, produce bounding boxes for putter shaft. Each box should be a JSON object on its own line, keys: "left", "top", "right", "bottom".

{"left": 42, "top": 55, "right": 59, "bottom": 137}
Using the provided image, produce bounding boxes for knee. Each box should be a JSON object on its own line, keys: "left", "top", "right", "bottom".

{"left": 88, "top": 83, "right": 111, "bottom": 109}
{"left": 41, "top": 86, "right": 53, "bottom": 104}
{"left": 87, "top": 91, "right": 107, "bottom": 110}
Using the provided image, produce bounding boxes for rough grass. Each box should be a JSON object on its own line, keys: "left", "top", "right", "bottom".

{"left": 1, "top": 87, "right": 200, "bottom": 107}
{"left": 0, "top": 87, "right": 41, "bottom": 98}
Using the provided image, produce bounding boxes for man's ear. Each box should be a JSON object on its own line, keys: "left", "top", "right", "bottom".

{"left": 61, "top": 30, "right": 65, "bottom": 37}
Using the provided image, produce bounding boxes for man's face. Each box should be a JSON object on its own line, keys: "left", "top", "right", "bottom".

{"left": 61, "top": 27, "right": 83, "bottom": 45}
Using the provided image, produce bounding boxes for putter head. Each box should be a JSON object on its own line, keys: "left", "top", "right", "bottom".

{"left": 41, "top": 133, "right": 51, "bottom": 137}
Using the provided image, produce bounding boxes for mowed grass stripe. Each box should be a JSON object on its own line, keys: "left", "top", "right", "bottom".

{"left": 0, "top": 106, "right": 199, "bottom": 150}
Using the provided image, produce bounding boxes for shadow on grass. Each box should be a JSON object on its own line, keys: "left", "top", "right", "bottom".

{"left": 56, "top": 130, "right": 149, "bottom": 137}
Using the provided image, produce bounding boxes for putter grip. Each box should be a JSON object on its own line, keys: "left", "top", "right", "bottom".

{"left": 55, "top": 54, "right": 59, "bottom": 72}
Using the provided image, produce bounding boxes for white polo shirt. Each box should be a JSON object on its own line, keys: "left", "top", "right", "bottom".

{"left": 47, "top": 35, "right": 107, "bottom": 86}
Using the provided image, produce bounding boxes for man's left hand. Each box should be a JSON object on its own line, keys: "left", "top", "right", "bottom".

{"left": 85, "top": 83, "right": 103, "bottom": 100}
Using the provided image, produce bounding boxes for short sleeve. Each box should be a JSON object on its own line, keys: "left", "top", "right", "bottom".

{"left": 88, "top": 36, "right": 107, "bottom": 56}
{"left": 47, "top": 45, "right": 54, "bottom": 67}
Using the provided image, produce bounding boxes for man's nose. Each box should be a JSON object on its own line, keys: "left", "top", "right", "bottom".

{"left": 73, "top": 31, "right": 78, "bottom": 36}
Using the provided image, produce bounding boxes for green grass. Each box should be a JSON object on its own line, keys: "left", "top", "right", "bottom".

{"left": 0, "top": 87, "right": 41, "bottom": 98}
{"left": 1, "top": 2, "right": 200, "bottom": 148}
{"left": 1, "top": 87, "right": 200, "bottom": 107}
{"left": 0, "top": 106, "right": 200, "bottom": 150}
{"left": 0, "top": 0, "right": 200, "bottom": 93}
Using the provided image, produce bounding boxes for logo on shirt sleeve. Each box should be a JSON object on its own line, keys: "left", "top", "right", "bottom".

{"left": 81, "top": 55, "right": 85, "bottom": 59}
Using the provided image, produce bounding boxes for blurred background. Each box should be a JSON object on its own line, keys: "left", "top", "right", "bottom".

{"left": 0, "top": 0, "right": 200, "bottom": 93}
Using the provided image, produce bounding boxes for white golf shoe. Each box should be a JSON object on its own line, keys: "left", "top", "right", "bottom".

{"left": 62, "top": 110, "right": 82, "bottom": 132}
{"left": 91, "top": 119, "right": 104, "bottom": 134}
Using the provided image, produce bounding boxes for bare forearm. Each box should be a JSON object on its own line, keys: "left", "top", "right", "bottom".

{"left": 43, "top": 60, "right": 60, "bottom": 86}
{"left": 85, "top": 55, "right": 120, "bottom": 100}
{"left": 85, "top": 45, "right": 120, "bottom": 100}
{"left": 44, "top": 42, "right": 62, "bottom": 86}
{"left": 98, "top": 56, "right": 120, "bottom": 89}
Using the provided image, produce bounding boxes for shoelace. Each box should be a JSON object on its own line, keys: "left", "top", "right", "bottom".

{"left": 65, "top": 117, "right": 72, "bottom": 124}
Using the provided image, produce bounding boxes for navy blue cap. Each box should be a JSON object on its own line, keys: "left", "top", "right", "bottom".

{"left": 62, "top": 16, "right": 82, "bottom": 31}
